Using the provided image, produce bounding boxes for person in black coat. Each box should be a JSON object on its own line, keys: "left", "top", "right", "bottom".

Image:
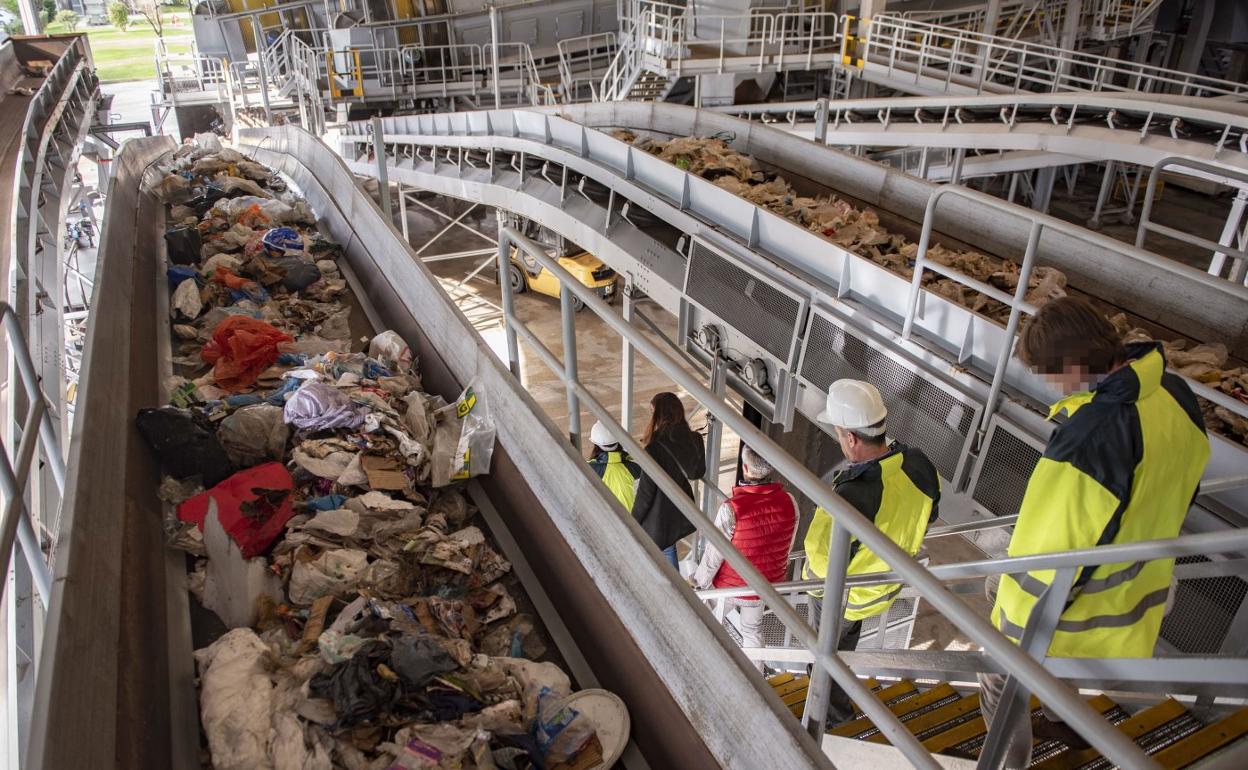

{"left": 631, "top": 392, "right": 707, "bottom": 568}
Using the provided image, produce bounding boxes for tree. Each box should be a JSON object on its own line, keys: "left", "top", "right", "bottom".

{"left": 134, "top": 0, "right": 164, "bottom": 38}
{"left": 107, "top": 0, "right": 128, "bottom": 30}
{"left": 54, "top": 9, "right": 79, "bottom": 30}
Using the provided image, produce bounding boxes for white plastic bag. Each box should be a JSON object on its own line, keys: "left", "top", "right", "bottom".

{"left": 431, "top": 379, "right": 495, "bottom": 487}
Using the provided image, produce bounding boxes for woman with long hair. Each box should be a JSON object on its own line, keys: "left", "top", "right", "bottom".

{"left": 631, "top": 391, "right": 706, "bottom": 568}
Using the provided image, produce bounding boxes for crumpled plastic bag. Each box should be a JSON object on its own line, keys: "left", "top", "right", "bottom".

{"left": 171, "top": 277, "right": 203, "bottom": 320}
{"left": 288, "top": 548, "right": 369, "bottom": 605}
{"left": 194, "top": 628, "right": 274, "bottom": 770}
{"left": 202, "top": 317, "right": 294, "bottom": 392}
{"left": 152, "top": 173, "right": 192, "bottom": 203}
{"left": 390, "top": 634, "right": 458, "bottom": 689}
{"left": 283, "top": 381, "right": 367, "bottom": 430}
{"left": 136, "top": 406, "right": 234, "bottom": 487}
{"left": 431, "top": 379, "right": 495, "bottom": 488}
{"left": 177, "top": 462, "right": 296, "bottom": 558}
{"left": 218, "top": 404, "right": 290, "bottom": 467}
{"left": 368, "top": 331, "right": 414, "bottom": 374}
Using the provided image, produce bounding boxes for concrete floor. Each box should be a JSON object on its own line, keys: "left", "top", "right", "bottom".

{"left": 389, "top": 185, "right": 984, "bottom": 655}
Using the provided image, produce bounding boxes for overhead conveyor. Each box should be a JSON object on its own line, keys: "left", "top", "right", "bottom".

{"left": 719, "top": 93, "right": 1248, "bottom": 183}
{"left": 336, "top": 102, "right": 1248, "bottom": 536}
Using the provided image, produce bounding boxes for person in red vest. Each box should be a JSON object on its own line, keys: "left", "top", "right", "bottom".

{"left": 691, "top": 444, "right": 799, "bottom": 673}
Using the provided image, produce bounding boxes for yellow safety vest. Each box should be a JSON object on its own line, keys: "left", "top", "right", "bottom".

{"left": 804, "top": 445, "right": 941, "bottom": 621}
{"left": 589, "top": 451, "right": 640, "bottom": 511}
{"left": 992, "top": 344, "right": 1210, "bottom": 658}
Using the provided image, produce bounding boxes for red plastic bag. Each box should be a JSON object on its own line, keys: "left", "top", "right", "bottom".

{"left": 237, "top": 203, "right": 271, "bottom": 229}
{"left": 201, "top": 316, "right": 293, "bottom": 391}
{"left": 178, "top": 462, "right": 295, "bottom": 558}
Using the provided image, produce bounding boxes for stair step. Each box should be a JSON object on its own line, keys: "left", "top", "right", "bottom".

{"left": 834, "top": 683, "right": 960, "bottom": 740}
{"left": 869, "top": 692, "right": 981, "bottom": 745}
{"left": 1153, "top": 706, "right": 1248, "bottom": 769}
{"left": 1033, "top": 698, "right": 1188, "bottom": 770}
{"left": 925, "top": 695, "right": 1119, "bottom": 756}
{"left": 828, "top": 681, "right": 921, "bottom": 737}
{"left": 766, "top": 673, "right": 880, "bottom": 720}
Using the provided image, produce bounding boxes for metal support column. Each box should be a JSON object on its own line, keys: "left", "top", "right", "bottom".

{"left": 1030, "top": 167, "right": 1056, "bottom": 214}
{"left": 948, "top": 147, "right": 966, "bottom": 186}
{"left": 490, "top": 6, "right": 502, "bottom": 108}
{"left": 813, "top": 98, "right": 829, "bottom": 146}
{"left": 372, "top": 117, "right": 392, "bottom": 224}
{"left": 803, "top": 521, "right": 852, "bottom": 739}
{"left": 496, "top": 213, "right": 520, "bottom": 376}
{"left": 1055, "top": 0, "right": 1083, "bottom": 84}
{"left": 1089, "top": 160, "right": 1117, "bottom": 230}
{"left": 560, "top": 285, "right": 581, "bottom": 450}
{"left": 701, "top": 357, "right": 728, "bottom": 518}
{"left": 398, "top": 182, "right": 409, "bottom": 244}
{"left": 621, "top": 284, "right": 636, "bottom": 433}
{"left": 975, "top": 0, "right": 1003, "bottom": 81}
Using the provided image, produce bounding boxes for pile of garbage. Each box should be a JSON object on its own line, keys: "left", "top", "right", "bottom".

{"left": 614, "top": 130, "right": 1248, "bottom": 446}
{"left": 138, "top": 138, "right": 616, "bottom": 770}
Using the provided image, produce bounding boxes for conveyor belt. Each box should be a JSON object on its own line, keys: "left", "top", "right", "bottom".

{"left": 29, "top": 128, "right": 830, "bottom": 770}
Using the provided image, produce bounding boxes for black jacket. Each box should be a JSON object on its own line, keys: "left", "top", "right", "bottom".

{"left": 632, "top": 428, "right": 707, "bottom": 549}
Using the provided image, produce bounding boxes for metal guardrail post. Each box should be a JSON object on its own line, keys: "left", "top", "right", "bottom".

{"left": 803, "top": 520, "right": 852, "bottom": 739}
{"left": 371, "top": 117, "right": 392, "bottom": 224}
{"left": 813, "top": 97, "right": 829, "bottom": 145}
{"left": 621, "top": 283, "right": 636, "bottom": 433}
{"left": 560, "top": 280, "right": 582, "bottom": 450}
{"left": 496, "top": 215, "right": 521, "bottom": 377}
{"left": 700, "top": 356, "right": 726, "bottom": 518}
{"left": 1136, "top": 157, "right": 1248, "bottom": 280}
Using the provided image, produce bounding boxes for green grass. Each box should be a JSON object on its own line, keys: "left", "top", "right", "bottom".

{"left": 45, "top": 5, "right": 195, "bottom": 83}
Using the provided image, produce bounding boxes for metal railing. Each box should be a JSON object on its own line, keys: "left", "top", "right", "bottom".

{"left": 557, "top": 32, "right": 617, "bottom": 102}
{"left": 863, "top": 16, "right": 1248, "bottom": 99}
{"left": 493, "top": 224, "right": 1158, "bottom": 769}
{"left": 1137, "top": 157, "right": 1248, "bottom": 287}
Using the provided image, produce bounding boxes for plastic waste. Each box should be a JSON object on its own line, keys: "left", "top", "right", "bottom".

{"left": 287, "top": 548, "right": 369, "bottom": 605}
{"left": 194, "top": 628, "right": 274, "bottom": 770}
{"left": 171, "top": 277, "right": 203, "bottom": 320}
{"left": 368, "top": 330, "right": 413, "bottom": 374}
{"left": 201, "top": 316, "right": 294, "bottom": 392}
{"left": 283, "top": 381, "right": 367, "bottom": 430}
{"left": 177, "top": 462, "right": 296, "bottom": 558}
{"left": 135, "top": 407, "right": 234, "bottom": 487}
{"left": 217, "top": 404, "right": 289, "bottom": 467}
{"left": 431, "top": 379, "right": 496, "bottom": 488}
{"left": 165, "top": 226, "right": 202, "bottom": 265}
{"left": 262, "top": 226, "right": 304, "bottom": 257}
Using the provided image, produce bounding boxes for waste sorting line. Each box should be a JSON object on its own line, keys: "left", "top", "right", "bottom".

{"left": 135, "top": 137, "right": 627, "bottom": 770}
{"left": 610, "top": 130, "right": 1248, "bottom": 446}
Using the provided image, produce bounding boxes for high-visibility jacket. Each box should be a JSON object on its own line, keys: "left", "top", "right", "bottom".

{"left": 804, "top": 444, "right": 941, "bottom": 621}
{"left": 712, "top": 482, "right": 799, "bottom": 599}
{"left": 588, "top": 450, "right": 641, "bottom": 511}
{"left": 992, "top": 343, "right": 1209, "bottom": 658}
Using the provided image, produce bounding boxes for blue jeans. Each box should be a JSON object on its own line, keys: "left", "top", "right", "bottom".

{"left": 661, "top": 544, "right": 678, "bottom": 568}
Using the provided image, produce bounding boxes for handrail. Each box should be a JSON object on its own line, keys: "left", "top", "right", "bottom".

{"left": 493, "top": 225, "right": 1156, "bottom": 769}
{"left": 696, "top": 527, "right": 1248, "bottom": 600}
{"left": 865, "top": 15, "right": 1248, "bottom": 100}
{"left": 1137, "top": 157, "right": 1248, "bottom": 285}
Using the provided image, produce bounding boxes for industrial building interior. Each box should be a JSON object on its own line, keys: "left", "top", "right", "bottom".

{"left": 1, "top": 0, "right": 1247, "bottom": 767}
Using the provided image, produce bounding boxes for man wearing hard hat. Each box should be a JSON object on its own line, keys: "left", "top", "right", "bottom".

{"left": 803, "top": 379, "right": 941, "bottom": 722}
{"left": 587, "top": 420, "right": 642, "bottom": 511}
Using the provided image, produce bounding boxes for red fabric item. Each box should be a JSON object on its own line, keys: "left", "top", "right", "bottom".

{"left": 211, "top": 267, "right": 253, "bottom": 290}
{"left": 201, "top": 316, "right": 293, "bottom": 391}
{"left": 713, "top": 483, "right": 797, "bottom": 600}
{"left": 177, "top": 462, "right": 295, "bottom": 558}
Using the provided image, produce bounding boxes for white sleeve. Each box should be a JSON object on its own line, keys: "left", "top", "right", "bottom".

{"left": 692, "top": 502, "right": 734, "bottom": 588}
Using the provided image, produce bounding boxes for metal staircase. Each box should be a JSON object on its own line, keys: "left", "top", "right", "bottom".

{"left": 770, "top": 673, "right": 1248, "bottom": 768}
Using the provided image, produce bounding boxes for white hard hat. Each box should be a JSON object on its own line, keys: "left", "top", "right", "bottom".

{"left": 817, "top": 379, "right": 887, "bottom": 435}
{"left": 590, "top": 420, "right": 619, "bottom": 448}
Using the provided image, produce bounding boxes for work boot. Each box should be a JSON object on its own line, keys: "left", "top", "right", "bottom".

{"left": 1032, "top": 714, "right": 1091, "bottom": 750}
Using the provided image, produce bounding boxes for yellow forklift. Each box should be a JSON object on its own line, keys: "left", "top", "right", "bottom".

{"left": 502, "top": 217, "right": 618, "bottom": 311}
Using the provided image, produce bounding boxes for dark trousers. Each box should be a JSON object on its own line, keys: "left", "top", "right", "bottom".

{"left": 809, "top": 595, "right": 864, "bottom": 720}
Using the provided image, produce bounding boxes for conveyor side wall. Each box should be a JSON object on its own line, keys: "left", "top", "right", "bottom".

{"left": 550, "top": 102, "right": 1248, "bottom": 354}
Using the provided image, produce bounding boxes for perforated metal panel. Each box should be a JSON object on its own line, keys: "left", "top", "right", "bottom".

{"left": 684, "top": 239, "right": 806, "bottom": 366}
{"left": 1160, "top": 556, "right": 1248, "bottom": 654}
{"left": 969, "top": 420, "right": 1044, "bottom": 517}
{"left": 798, "top": 313, "right": 978, "bottom": 481}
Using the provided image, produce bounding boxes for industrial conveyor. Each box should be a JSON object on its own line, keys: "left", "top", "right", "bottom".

{"left": 334, "top": 102, "right": 1248, "bottom": 523}
{"left": 26, "top": 129, "right": 831, "bottom": 770}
